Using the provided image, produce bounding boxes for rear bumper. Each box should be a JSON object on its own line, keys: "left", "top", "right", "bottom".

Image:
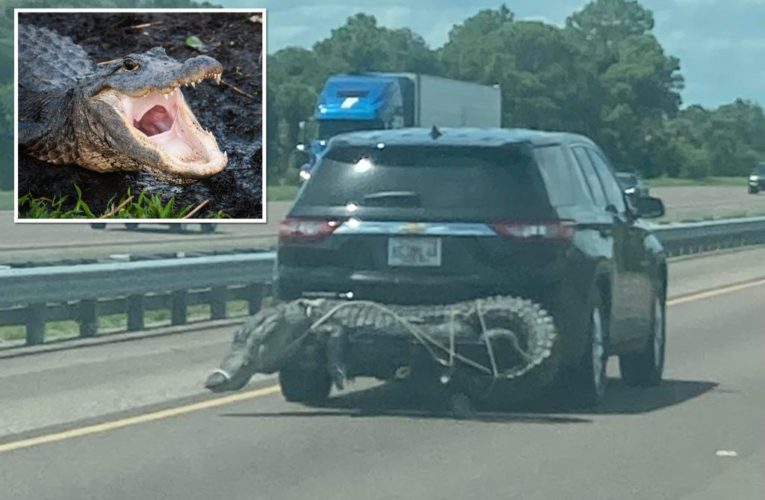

{"left": 274, "top": 266, "right": 561, "bottom": 305}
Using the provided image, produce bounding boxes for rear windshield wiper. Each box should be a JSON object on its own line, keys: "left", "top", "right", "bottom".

{"left": 360, "top": 191, "right": 421, "bottom": 207}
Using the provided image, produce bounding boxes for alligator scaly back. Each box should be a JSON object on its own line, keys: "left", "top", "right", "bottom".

{"left": 19, "top": 25, "right": 94, "bottom": 92}
{"left": 205, "top": 296, "right": 560, "bottom": 396}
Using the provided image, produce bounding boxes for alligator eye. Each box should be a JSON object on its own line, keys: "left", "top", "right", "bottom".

{"left": 122, "top": 58, "right": 140, "bottom": 71}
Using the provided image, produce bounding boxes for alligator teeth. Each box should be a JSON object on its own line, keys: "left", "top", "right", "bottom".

{"left": 163, "top": 94, "right": 168, "bottom": 100}
{"left": 191, "top": 82, "right": 196, "bottom": 88}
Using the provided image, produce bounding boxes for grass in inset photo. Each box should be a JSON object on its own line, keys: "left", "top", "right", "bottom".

{"left": 18, "top": 187, "right": 229, "bottom": 219}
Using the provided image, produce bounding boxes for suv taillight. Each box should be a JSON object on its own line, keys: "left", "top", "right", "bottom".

{"left": 490, "top": 220, "right": 575, "bottom": 241}
{"left": 278, "top": 218, "right": 341, "bottom": 244}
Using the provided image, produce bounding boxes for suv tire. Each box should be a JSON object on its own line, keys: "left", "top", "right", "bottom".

{"left": 619, "top": 294, "right": 665, "bottom": 386}
{"left": 565, "top": 292, "right": 609, "bottom": 408}
{"left": 749, "top": 186, "right": 759, "bottom": 194}
{"left": 279, "top": 363, "right": 331, "bottom": 404}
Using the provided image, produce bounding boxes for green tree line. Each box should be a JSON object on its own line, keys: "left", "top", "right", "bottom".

{"left": 269, "top": 0, "right": 765, "bottom": 184}
{"left": 2, "top": 0, "right": 764, "bottom": 191}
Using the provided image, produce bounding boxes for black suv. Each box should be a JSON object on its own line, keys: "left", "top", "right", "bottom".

{"left": 275, "top": 128, "right": 668, "bottom": 406}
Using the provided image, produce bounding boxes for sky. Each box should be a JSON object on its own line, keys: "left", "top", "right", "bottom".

{"left": 220, "top": 0, "right": 765, "bottom": 108}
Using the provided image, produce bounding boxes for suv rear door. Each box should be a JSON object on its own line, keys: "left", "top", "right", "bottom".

{"left": 280, "top": 143, "right": 573, "bottom": 304}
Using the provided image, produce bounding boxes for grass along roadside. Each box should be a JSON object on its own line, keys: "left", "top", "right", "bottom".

{"left": 267, "top": 184, "right": 299, "bottom": 201}
{"left": 0, "top": 301, "right": 250, "bottom": 345}
{"left": 647, "top": 176, "right": 745, "bottom": 188}
{"left": 0, "top": 191, "right": 11, "bottom": 211}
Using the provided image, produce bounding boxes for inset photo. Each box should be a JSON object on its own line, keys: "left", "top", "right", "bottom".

{"left": 14, "top": 8, "right": 265, "bottom": 222}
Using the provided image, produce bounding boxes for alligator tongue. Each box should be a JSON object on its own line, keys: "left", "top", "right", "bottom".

{"left": 134, "top": 105, "right": 174, "bottom": 136}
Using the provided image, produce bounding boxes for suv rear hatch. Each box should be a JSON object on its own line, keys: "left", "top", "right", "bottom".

{"left": 278, "top": 143, "right": 572, "bottom": 304}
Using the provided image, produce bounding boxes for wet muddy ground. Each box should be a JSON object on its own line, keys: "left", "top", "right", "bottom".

{"left": 18, "top": 12, "right": 263, "bottom": 219}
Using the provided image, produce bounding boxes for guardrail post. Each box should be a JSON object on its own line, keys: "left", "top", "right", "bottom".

{"left": 127, "top": 295, "right": 144, "bottom": 331}
{"left": 26, "top": 303, "right": 46, "bottom": 346}
{"left": 172, "top": 290, "right": 188, "bottom": 325}
{"left": 247, "top": 284, "right": 264, "bottom": 315}
{"left": 79, "top": 300, "right": 98, "bottom": 338}
{"left": 210, "top": 286, "right": 227, "bottom": 320}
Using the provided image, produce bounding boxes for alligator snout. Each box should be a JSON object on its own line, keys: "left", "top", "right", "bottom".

{"left": 204, "top": 370, "right": 233, "bottom": 392}
{"left": 182, "top": 55, "right": 223, "bottom": 80}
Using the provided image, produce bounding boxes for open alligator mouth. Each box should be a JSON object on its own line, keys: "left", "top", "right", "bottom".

{"left": 97, "top": 71, "right": 227, "bottom": 179}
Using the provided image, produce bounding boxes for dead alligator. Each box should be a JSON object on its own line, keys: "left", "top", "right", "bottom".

{"left": 205, "top": 297, "right": 559, "bottom": 398}
{"left": 18, "top": 24, "right": 228, "bottom": 184}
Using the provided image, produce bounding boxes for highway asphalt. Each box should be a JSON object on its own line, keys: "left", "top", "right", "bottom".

{"left": 652, "top": 185, "right": 765, "bottom": 222}
{"left": 0, "top": 202, "right": 291, "bottom": 265}
{"left": 2, "top": 186, "right": 765, "bottom": 265}
{"left": 0, "top": 248, "right": 763, "bottom": 499}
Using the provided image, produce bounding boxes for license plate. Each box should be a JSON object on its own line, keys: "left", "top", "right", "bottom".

{"left": 387, "top": 237, "right": 442, "bottom": 267}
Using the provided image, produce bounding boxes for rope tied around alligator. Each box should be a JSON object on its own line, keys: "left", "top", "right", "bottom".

{"left": 206, "top": 295, "right": 559, "bottom": 399}
{"left": 304, "top": 298, "right": 554, "bottom": 382}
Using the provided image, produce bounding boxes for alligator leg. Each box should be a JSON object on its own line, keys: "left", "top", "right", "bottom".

{"left": 324, "top": 324, "right": 348, "bottom": 390}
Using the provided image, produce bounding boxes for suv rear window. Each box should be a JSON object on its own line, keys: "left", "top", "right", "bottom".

{"left": 297, "top": 145, "right": 553, "bottom": 219}
{"left": 533, "top": 145, "right": 593, "bottom": 207}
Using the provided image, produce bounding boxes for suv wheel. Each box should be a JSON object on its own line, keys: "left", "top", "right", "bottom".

{"left": 749, "top": 186, "right": 759, "bottom": 194}
{"left": 566, "top": 293, "right": 609, "bottom": 407}
{"left": 619, "top": 294, "right": 665, "bottom": 386}
{"left": 278, "top": 363, "right": 331, "bottom": 404}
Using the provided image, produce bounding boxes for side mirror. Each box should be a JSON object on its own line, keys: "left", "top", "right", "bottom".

{"left": 635, "top": 196, "right": 665, "bottom": 219}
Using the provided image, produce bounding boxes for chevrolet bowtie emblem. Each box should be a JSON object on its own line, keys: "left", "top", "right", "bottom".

{"left": 402, "top": 223, "right": 425, "bottom": 234}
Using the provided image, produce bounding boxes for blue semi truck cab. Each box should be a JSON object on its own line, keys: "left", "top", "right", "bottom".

{"left": 297, "top": 73, "right": 502, "bottom": 180}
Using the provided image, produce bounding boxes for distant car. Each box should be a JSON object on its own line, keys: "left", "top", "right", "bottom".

{"left": 90, "top": 223, "right": 217, "bottom": 233}
{"left": 616, "top": 172, "right": 650, "bottom": 198}
{"left": 748, "top": 163, "right": 765, "bottom": 194}
{"left": 275, "top": 127, "right": 668, "bottom": 407}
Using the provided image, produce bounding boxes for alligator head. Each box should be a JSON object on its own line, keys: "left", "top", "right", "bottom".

{"left": 20, "top": 32, "right": 228, "bottom": 183}
{"left": 205, "top": 302, "right": 314, "bottom": 393}
{"left": 79, "top": 48, "right": 228, "bottom": 182}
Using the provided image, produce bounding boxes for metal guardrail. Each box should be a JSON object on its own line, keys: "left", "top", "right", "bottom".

{"left": 651, "top": 216, "right": 765, "bottom": 257}
{"left": 1, "top": 217, "right": 764, "bottom": 347}
{"left": 0, "top": 252, "right": 275, "bottom": 346}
